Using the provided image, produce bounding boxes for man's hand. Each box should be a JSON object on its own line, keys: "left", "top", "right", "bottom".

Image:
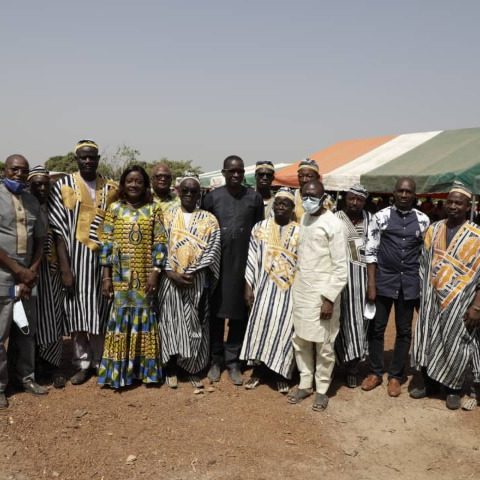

{"left": 320, "top": 297, "right": 333, "bottom": 320}
{"left": 17, "top": 283, "right": 32, "bottom": 300}
{"left": 244, "top": 283, "right": 254, "bottom": 309}
{"left": 166, "top": 271, "right": 193, "bottom": 288}
{"left": 145, "top": 270, "right": 160, "bottom": 295}
{"left": 14, "top": 267, "right": 37, "bottom": 288}
{"left": 102, "top": 278, "right": 113, "bottom": 299}
{"left": 464, "top": 305, "right": 480, "bottom": 330}
{"left": 60, "top": 268, "right": 75, "bottom": 295}
{"left": 367, "top": 282, "right": 376, "bottom": 304}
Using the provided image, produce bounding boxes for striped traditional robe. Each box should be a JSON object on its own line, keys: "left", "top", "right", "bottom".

{"left": 36, "top": 206, "right": 65, "bottom": 367}
{"left": 48, "top": 172, "right": 118, "bottom": 335}
{"left": 412, "top": 220, "right": 480, "bottom": 389}
{"left": 335, "top": 210, "right": 371, "bottom": 364}
{"left": 240, "top": 218, "right": 299, "bottom": 379}
{"left": 158, "top": 207, "right": 221, "bottom": 373}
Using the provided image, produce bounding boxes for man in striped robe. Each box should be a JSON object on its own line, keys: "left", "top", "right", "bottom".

{"left": 411, "top": 182, "right": 480, "bottom": 410}
{"left": 28, "top": 167, "right": 66, "bottom": 388}
{"left": 158, "top": 175, "right": 221, "bottom": 388}
{"left": 241, "top": 188, "right": 299, "bottom": 393}
{"left": 48, "top": 140, "right": 118, "bottom": 385}
{"left": 335, "top": 184, "right": 371, "bottom": 388}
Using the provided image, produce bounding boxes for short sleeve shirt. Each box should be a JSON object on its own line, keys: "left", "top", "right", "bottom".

{"left": 0, "top": 183, "right": 46, "bottom": 294}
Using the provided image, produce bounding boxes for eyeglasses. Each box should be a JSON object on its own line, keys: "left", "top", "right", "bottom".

{"left": 180, "top": 187, "right": 200, "bottom": 195}
{"left": 153, "top": 174, "right": 172, "bottom": 180}
{"left": 256, "top": 172, "right": 274, "bottom": 178}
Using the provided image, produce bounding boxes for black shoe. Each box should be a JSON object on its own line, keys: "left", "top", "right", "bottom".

{"left": 70, "top": 369, "right": 92, "bottom": 385}
{"left": 228, "top": 367, "right": 243, "bottom": 386}
{"left": 0, "top": 392, "right": 8, "bottom": 409}
{"left": 23, "top": 380, "right": 48, "bottom": 395}
{"left": 446, "top": 394, "right": 461, "bottom": 410}
{"left": 207, "top": 363, "right": 222, "bottom": 383}
{"left": 53, "top": 373, "right": 67, "bottom": 389}
{"left": 409, "top": 386, "right": 428, "bottom": 399}
{"left": 346, "top": 374, "right": 358, "bottom": 389}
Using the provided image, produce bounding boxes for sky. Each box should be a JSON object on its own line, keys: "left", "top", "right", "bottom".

{"left": 1, "top": 0, "right": 480, "bottom": 171}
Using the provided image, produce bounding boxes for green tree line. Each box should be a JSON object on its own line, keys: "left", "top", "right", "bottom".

{"left": 44, "top": 145, "right": 203, "bottom": 180}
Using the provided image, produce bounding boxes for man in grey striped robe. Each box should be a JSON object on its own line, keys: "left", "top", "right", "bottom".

{"left": 335, "top": 184, "right": 371, "bottom": 388}
{"left": 411, "top": 183, "right": 480, "bottom": 410}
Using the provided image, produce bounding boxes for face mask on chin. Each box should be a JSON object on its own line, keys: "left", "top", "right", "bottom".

{"left": 302, "top": 194, "right": 325, "bottom": 215}
{"left": 4, "top": 178, "right": 27, "bottom": 194}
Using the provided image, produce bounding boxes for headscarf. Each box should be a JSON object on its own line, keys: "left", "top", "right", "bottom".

{"left": 75, "top": 139, "right": 99, "bottom": 153}
{"left": 275, "top": 187, "right": 295, "bottom": 204}
{"left": 179, "top": 172, "right": 200, "bottom": 186}
{"left": 297, "top": 158, "right": 319, "bottom": 173}
{"left": 347, "top": 183, "right": 368, "bottom": 199}
{"left": 449, "top": 180, "right": 472, "bottom": 199}
{"left": 27, "top": 165, "right": 49, "bottom": 181}
{"left": 255, "top": 161, "right": 275, "bottom": 173}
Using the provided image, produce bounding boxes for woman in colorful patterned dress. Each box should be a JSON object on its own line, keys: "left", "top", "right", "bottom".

{"left": 98, "top": 165, "right": 167, "bottom": 389}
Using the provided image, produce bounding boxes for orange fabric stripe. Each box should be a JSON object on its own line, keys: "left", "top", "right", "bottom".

{"left": 273, "top": 135, "right": 396, "bottom": 188}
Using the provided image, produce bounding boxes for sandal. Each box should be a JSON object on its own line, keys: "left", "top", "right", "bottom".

{"left": 312, "top": 393, "right": 329, "bottom": 412}
{"left": 188, "top": 375, "right": 203, "bottom": 389}
{"left": 461, "top": 396, "right": 478, "bottom": 411}
{"left": 245, "top": 376, "right": 261, "bottom": 390}
{"left": 287, "top": 388, "right": 313, "bottom": 404}
{"left": 166, "top": 375, "right": 178, "bottom": 389}
{"left": 277, "top": 380, "right": 290, "bottom": 394}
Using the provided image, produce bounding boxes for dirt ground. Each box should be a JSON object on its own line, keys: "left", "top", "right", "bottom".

{"left": 1, "top": 323, "right": 479, "bottom": 480}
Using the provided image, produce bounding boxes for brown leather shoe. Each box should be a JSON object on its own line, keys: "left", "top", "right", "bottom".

{"left": 361, "top": 374, "right": 382, "bottom": 391}
{"left": 387, "top": 378, "right": 401, "bottom": 397}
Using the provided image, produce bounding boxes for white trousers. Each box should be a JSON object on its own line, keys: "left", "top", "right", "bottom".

{"left": 292, "top": 334, "right": 337, "bottom": 394}
{"left": 72, "top": 332, "right": 104, "bottom": 370}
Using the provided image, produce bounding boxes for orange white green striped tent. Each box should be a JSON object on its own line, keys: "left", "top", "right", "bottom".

{"left": 274, "top": 127, "right": 480, "bottom": 193}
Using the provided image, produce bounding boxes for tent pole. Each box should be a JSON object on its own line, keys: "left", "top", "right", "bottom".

{"left": 471, "top": 194, "right": 476, "bottom": 222}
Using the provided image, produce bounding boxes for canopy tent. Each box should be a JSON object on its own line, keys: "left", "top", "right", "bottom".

{"left": 199, "top": 163, "right": 291, "bottom": 189}
{"left": 274, "top": 127, "right": 480, "bottom": 194}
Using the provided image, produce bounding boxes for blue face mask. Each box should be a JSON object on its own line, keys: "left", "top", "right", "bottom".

{"left": 4, "top": 178, "right": 27, "bottom": 194}
{"left": 302, "top": 194, "right": 326, "bottom": 214}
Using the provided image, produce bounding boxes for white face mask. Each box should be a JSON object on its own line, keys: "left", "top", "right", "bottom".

{"left": 302, "top": 194, "right": 325, "bottom": 214}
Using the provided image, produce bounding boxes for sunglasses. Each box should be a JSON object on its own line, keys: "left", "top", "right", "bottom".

{"left": 180, "top": 187, "right": 200, "bottom": 195}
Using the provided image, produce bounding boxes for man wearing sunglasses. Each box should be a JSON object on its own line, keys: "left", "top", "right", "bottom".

{"left": 255, "top": 161, "right": 275, "bottom": 218}
{"left": 151, "top": 163, "right": 179, "bottom": 213}
{"left": 203, "top": 155, "right": 264, "bottom": 385}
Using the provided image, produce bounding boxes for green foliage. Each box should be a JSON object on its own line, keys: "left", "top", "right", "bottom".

{"left": 151, "top": 158, "right": 203, "bottom": 180}
{"left": 45, "top": 152, "right": 77, "bottom": 173}
{"left": 44, "top": 145, "right": 203, "bottom": 181}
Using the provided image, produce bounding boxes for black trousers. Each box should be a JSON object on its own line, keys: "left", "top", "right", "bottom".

{"left": 367, "top": 291, "right": 417, "bottom": 380}
{"left": 210, "top": 316, "right": 247, "bottom": 369}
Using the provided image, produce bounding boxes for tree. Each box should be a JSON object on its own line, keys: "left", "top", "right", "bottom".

{"left": 45, "top": 152, "right": 77, "bottom": 173}
{"left": 151, "top": 158, "right": 203, "bottom": 180}
{"left": 44, "top": 145, "right": 203, "bottom": 181}
{"left": 98, "top": 144, "right": 142, "bottom": 180}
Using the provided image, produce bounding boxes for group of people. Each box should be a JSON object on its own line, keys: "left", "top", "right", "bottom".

{"left": 0, "top": 140, "right": 478, "bottom": 414}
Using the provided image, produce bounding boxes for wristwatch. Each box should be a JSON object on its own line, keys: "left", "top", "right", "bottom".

{"left": 152, "top": 266, "right": 161, "bottom": 273}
